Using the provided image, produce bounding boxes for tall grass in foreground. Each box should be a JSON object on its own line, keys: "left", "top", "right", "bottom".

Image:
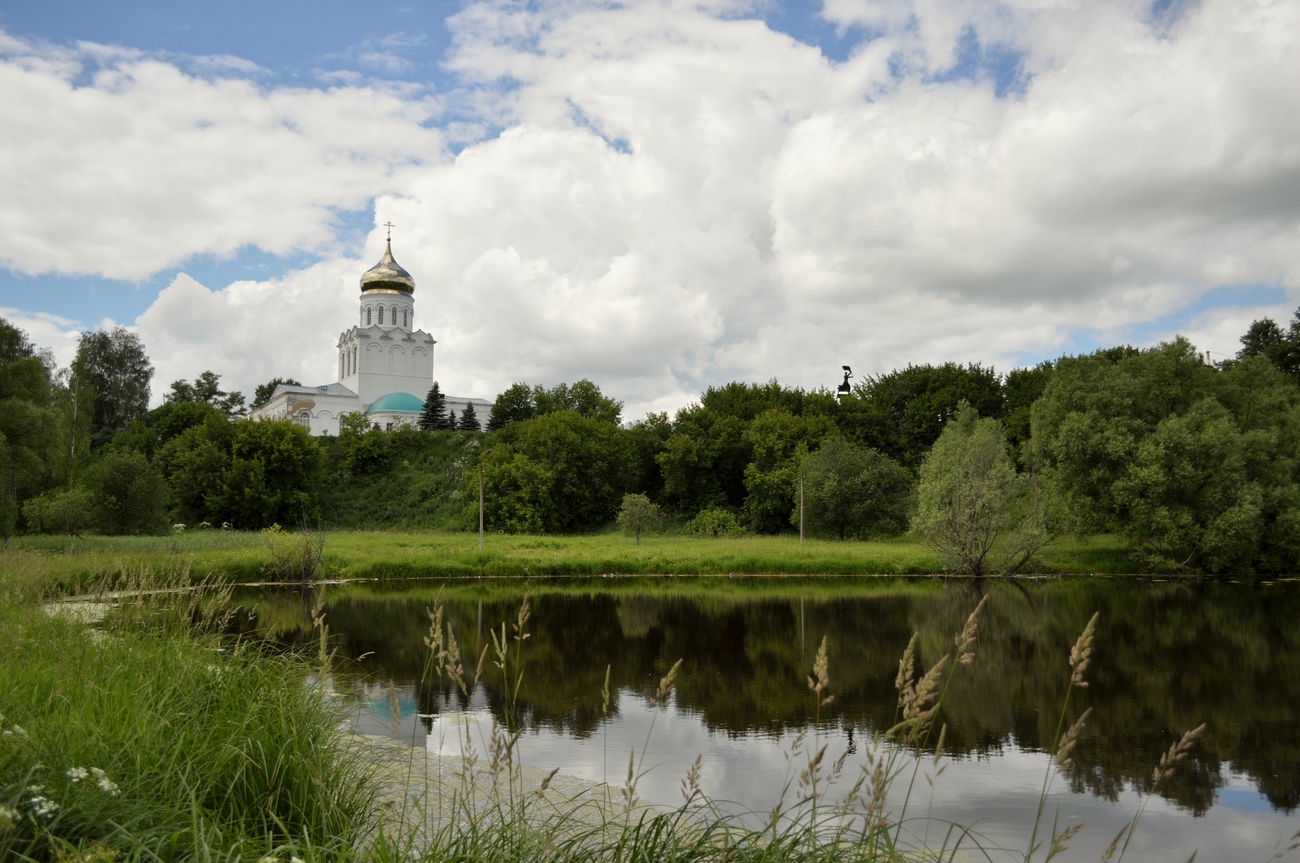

{"left": 4, "top": 553, "right": 1296, "bottom": 862}
{"left": 364, "top": 594, "right": 1266, "bottom": 863}
{"left": 0, "top": 559, "right": 373, "bottom": 862}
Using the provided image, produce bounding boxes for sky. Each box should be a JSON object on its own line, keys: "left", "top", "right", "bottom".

{"left": 1, "top": 0, "right": 1297, "bottom": 419}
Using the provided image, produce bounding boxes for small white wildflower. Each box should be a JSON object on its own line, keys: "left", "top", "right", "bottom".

{"left": 67, "top": 767, "right": 89, "bottom": 782}
{"left": 90, "top": 768, "right": 120, "bottom": 796}
{"left": 29, "top": 795, "right": 59, "bottom": 817}
{"left": 11, "top": 725, "right": 26, "bottom": 738}
{"left": 258, "top": 857, "right": 277, "bottom": 863}
{"left": 0, "top": 804, "right": 18, "bottom": 830}
{"left": 291, "top": 856, "right": 306, "bottom": 863}
{"left": 26, "top": 785, "right": 44, "bottom": 794}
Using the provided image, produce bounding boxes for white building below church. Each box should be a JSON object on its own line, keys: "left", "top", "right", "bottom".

{"left": 249, "top": 236, "right": 492, "bottom": 435}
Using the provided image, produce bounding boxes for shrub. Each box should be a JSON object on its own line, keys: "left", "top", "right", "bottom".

{"left": 616, "top": 493, "right": 662, "bottom": 544}
{"left": 686, "top": 506, "right": 746, "bottom": 538}
{"left": 21, "top": 487, "right": 93, "bottom": 536}
{"left": 261, "top": 523, "right": 327, "bottom": 582}
{"left": 794, "top": 438, "right": 912, "bottom": 539}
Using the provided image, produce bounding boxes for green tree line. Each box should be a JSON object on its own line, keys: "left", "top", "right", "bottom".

{"left": 9, "top": 306, "right": 1300, "bottom": 571}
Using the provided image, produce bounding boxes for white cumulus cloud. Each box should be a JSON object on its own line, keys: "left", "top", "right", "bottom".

{"left": 4, "top": 0, "right": 1300, "bottom": 417}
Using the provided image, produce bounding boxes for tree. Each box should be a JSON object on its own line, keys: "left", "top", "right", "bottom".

{"left": 0, "top": 318, "right": 59, "bottom": 543}
{"left": 657, "top": 410, "right": 750, "bottom": 517}
{"left": 836, "top": 362, "right": 1005, "bottom": 469}
{"left": 617, "top": 493, "right": 661, "bottom": 544}
{"left": 487, "top": 380, "right": 623, "bottom": 430}
{"left": 158, "top": 416, "right": 231, "bottom": 525}
{"left": 74, "top": 326, "right": 153, "bottom": 436}
{"left": 487, "top": 383, "right": 536, "bottom": 431}
{"left": 419, "top": 383, "right": 451, "bottom": 431}
{"left": 1002, "top": 362, "right": 1055, "bottom": 456}
{"left": 1030, "top": 340, "right": 1300, "bottom": 572}
{"left": 336, "top": 411, "right": 392, "bottom": 474}
{"left": 253, "top": 377, "right": 302, "bottom": 408}
{"left": 168, "top": 370, "right": 247, "bottom": 417}
{"left": 0, "top": 317, "right": 35, "bottom": 364}
{"left": 741, "top": 407, "right": 838, "bottom": 533}
{"left": 158, "top": 414, "right": 325, "bottom": 529}
{"left": 916, "top": 403, "right": 1046, "bottom": 575}
{"left": 210, "top": 419, "right": 324, "bottom": 528}
{"left": 84, "top": 450, "right": 166, "bottom": 535}
{"left": 626, "top": 412, "right": 672, "bottom": 501}
{"left": 458, "top": 402, "right": 481, "bottom": 431}
{"left": 794, "top": 438, "right": 912, "bottom": 540}
{"left": 1238, "top": 311, "right": 1300, "bottom": 379}
{"left": 470, "top": 412, "right": 636, "bottom": 533}
{"left": 21, "top": 487, "right": 93, "bottom": 536}
{"left": 533, "top": 379, "right": 624, "bottom": 424}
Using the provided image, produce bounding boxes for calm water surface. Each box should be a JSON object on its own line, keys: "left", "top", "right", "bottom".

{"left": 230, "top": 576, "right": 1300, "bottom": 861}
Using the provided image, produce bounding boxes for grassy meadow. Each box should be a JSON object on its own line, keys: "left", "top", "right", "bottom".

{"left": 6, "top": 528, "right": 1139, "bottom": 591}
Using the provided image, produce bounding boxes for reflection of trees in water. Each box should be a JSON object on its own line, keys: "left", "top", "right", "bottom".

{"left": 228, "top": 579, "right": 1300, "bottom": 815}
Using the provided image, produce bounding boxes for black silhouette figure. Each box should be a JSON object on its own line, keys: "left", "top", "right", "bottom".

{"left": 836, "top": 365, "right": 853, "bottom": 399}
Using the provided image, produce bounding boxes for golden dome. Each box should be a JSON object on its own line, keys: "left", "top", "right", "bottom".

{"left": 360, "top": 239, "right": 415, "bottom": 294}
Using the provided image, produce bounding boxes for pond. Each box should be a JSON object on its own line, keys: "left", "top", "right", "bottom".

{"left": 229, "top": 576, "right": 1300, "bottom": 861}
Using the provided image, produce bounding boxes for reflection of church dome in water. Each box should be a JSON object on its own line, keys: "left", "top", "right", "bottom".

{"left": 366, "top": 392, "right": 425, "bottom": 414}
{"left": 360, "top": 239, "right": 415, "bottom": 294}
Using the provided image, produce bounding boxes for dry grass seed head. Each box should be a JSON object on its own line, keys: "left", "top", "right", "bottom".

{"left": 681, "top": 754, "right": 703, "bottom": 805}
{"left": 1056, "top": 707, "right": 1093, "bottom": 773}
{"left": 798, "top": 744, "right": 828, "bottom": 798}
{"left": 651, "top": 658, "right": 683, "bottom": 708}
{"left": 537, "top": 766, "right": 560, "bottom": 800}
{"left": 514, "top": 593, "right": 532, "bottom": 642}
{"left": 895, "top": 634, "right": 918, "bottom": 697}
{"left": 621, "top": 749, "right": 639, "bottom": 812}
{"left": 954, "top": 595, "right": 989, "bottom": 665}
{"left": 1154, "top": 723, "right": 1207, "bottom": 784}
{"left": 807, "top": 635, "right": 833, "bottom": 707}
{"left": 1048, "top": 823, "right": 1084, "bottom": 858}
{"left": 601, "top": 664, "right": 612, "bottom": 717}
{"left": 1070, "top": 612, "right": 1099, "bottom": 688}
{"left": 1099, "top": 824, "right": 1130, "bottom": 863}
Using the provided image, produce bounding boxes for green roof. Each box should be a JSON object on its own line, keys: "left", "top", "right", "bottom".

{"left": 366, "top": 392, "right": 425, "bottom": 414}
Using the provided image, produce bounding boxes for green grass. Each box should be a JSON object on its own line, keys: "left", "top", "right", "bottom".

{"left": 4, "top": 529, "right": 1140, "bottom": 590}
{"left": 0, "top": 558, "right": 374, "bottom": 862}
{"left": 0, "top": 550, "right": 1252, "bottom": 862}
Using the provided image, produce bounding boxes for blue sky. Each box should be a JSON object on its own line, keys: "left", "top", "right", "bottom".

{"left": 0, "top": 0, "right": 1295, "bottom": 413}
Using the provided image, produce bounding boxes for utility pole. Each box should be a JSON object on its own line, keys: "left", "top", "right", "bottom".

{"left": 479, "top": 464, "right": 485, "bottom": 552}
{"left": 799, "top": 473, "right": 805, "bottom": 543}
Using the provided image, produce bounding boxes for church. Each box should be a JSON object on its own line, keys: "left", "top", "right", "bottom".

{"left": 249, "top": 233, "right": 493, "bottom": 436}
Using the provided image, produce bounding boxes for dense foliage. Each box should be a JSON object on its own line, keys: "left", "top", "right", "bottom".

{"left": 9, "top": 304, "right": 1300, "bottom": 570}
{"left": 1030, "top": 338, "right": 1300, "bottom": 572}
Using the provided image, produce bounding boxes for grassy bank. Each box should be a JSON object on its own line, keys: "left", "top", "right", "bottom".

{"left": 7, "top": 530, "right": 1138, "bottom": 589}
{"left": 0, "top": 551, "right": 1257, "bottom": 862}
{"left": 0, "top": 558, "right": 373, "bottom": 861}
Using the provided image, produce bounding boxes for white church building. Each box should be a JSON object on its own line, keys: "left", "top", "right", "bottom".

{"left": 250, "top": 235, "right": 493, "bottom": 436}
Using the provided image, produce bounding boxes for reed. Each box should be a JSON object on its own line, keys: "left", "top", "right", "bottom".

{"left": 0, "top": 551, "right": 1257, "bottom": 863}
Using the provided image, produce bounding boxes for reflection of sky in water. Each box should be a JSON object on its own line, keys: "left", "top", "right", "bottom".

{"left": 353, "top": 683, "right": 1298, "bottom": 862}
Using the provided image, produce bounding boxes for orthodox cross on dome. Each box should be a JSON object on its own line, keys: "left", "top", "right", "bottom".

{"left": 384, "top": 221, "right": 395, "bottom": 241}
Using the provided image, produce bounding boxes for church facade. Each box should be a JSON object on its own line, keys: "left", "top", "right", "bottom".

{"left": 249, "top": 237, "right": 493, "bottom": 436}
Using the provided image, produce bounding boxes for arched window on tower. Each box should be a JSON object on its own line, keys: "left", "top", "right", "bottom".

{"left": 391, "top": 306, "right": 398, "bottom": 328}
{"left": 366, "top": 306, "right": 372, "bottom": 326}
{"left": 298, "top": 410, "right": 311, "bottom": 429}
{"left": 403, "top": 308, "right": 408, "bottom": 328}
{"left": 378, "top": 306, "right": 384, "bottom": 325}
